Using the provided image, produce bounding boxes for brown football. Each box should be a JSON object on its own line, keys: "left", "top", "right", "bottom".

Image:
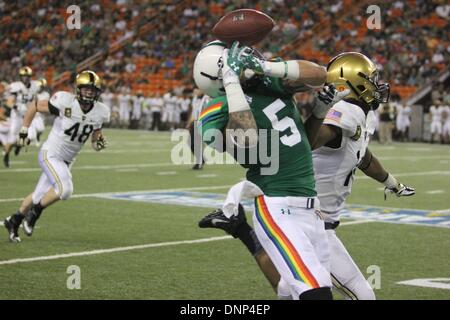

{"left": 212, "top": 9, "right": 275, "bottom": 46}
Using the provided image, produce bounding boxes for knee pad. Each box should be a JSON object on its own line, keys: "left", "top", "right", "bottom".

{"left": 299, "top": 287, "right": 333, "bottom": 300}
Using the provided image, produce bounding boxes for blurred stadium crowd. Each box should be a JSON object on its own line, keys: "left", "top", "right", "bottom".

{"left": 0, "top": 0, "right": 449, "bottom": 142}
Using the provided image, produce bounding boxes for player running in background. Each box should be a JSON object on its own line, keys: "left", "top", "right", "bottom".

{"left": 193, "top": 40, "right": 349, "bottom": 300}
{"left": 3, "top": 71, "right": 110, "bottom": 243}
{"left": 3, "top": 67, "right": 40, "bottom": 167}
{"left": 199, "top": 52, "right": 415, "bottom": 300}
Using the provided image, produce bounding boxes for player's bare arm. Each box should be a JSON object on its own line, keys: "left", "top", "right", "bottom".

{"left": 359, "top": 148, "right": 415, "bottom": 197}
{"left": 305, "top": 85, "right": 350, "bottom": 148}
{"left": 17, "top": 99, "right": 50, "bottom": 146}
{"left": 282, "top": 60, "right": 327, "bottom": 92}
{"left": 22, "top": 99, "right": 50, "bottom": 128}
{"left": 310, "top": 123, "right": 342, "bottom": 150}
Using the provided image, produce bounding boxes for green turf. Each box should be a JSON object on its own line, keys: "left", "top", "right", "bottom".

{"left": 0, "top": 129, "right": 449, "bottom": 299}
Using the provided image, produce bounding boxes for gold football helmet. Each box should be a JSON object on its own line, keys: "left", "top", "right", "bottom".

{"left": 38, "top": 78, "right": 47, "bottom": 88}
{"left": 326, "top": 52, "right": 390, "bottom": 109}
{"left": 75, "top": 70, "right": 102, "bottom": 104}
{"left": 19, "top": 66, "right": 33, "bottom": 77}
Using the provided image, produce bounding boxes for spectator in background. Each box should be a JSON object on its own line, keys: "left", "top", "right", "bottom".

{"left": 379, "top": 98, "right": 396, "bottom": 144}
{"left": 149, "top": 92, "right": 163, "bottom": 131}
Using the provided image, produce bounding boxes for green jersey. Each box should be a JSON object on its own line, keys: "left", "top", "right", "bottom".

{"left": 198, "top": 76, "right": 316, "bottom": 197}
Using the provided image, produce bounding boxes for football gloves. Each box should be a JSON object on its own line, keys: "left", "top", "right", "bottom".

{"left": 221, "top": 41, "right": 252, "bottom": 87}
{"left": 383, "top": 173, "right": 415, "bottom": 199}
{"left": 17, "top": 126, "right": 30, "bottom": 147}
{"left": 312, "top": 85, "right": 350, "bottom": 119}
{"left": 384, "top": 183, "right": 415, "bottom": 199}
{"left": 240, "top": 49, "right": 266, "bottom": 75}
{"left": 93, "top": 135, "right": 108, "bottom": 151}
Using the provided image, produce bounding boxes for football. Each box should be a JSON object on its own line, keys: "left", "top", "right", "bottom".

{"left": 212, "top": 9, "right": 275, "bottom": 46}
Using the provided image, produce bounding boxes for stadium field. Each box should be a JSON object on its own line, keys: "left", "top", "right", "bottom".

{"left": 0, "top": 129, "right": 449, "bottom": 300}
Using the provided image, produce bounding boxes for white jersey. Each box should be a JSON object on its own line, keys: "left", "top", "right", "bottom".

{"left": 148, "top": 97, "right": 163, "bottom": 113}
{"left": 396, "top": 104, "right": 411, "bottom": 121}
{"left": 131, "top": 95, "right": 144, "bottom": 119}
{"left": 37, "top": 91, "right": 50, "bottom": 101}
{"left": 180, "top": 98, "right": 190, "bottom": 113}
{"left": 163, "top": 94, "right": 178, "bottom": 112}
{"left": 313, "top": 100, "right": 374, "bottom": 221}
{"left": 8, "top": 80, "right": 40, "bottom": 115}
{"left": 430, "top": 106, "right": 442, "bottom": 123}
{"left": 43, "top": 91, "right": 110, "bottom": 163}
{"left": 442, "top": 106, "right": 450, "bottom": 123}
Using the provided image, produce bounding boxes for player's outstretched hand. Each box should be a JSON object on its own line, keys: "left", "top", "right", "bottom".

{"left": 312, "top": 84, "right": 350, "bottom": 119}
{"left": 17, "top": 126, "right": 30, "bottom": 147}
{"left": 384, "top": 183, "right": 415, "bottom": 199}
{"left": 221, "top": 42, "right": 252, "bottom": 88}
{"left": 94, "top": 135, "right": 108, "bottom": 151}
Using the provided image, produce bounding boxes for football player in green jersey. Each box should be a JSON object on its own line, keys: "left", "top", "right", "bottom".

{"left": 193, "top": 40, "right": 348, "bottom": 300}
{"left": 199, "top": 50, "right": 415, "bottom": 300}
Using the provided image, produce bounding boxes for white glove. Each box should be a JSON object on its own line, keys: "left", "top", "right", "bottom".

{"left": 18, "top": 126, "right": 30, "bottom": 147}
{"left": 383, "top": 173, "right": 415, "bottom": 199}
{"left": 312, "top": 85, "right": 350, "bottom": 119}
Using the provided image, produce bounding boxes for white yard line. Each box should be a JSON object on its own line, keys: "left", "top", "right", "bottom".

{"left": 0, "top": 220, "right": 372, "bottom": 266}
{"left": 0, "top": 162, "right": 182, "bottom": 173}
{"left": 426, "top": 190, "right": 444, "bottom": 194}
{"left": 0, "top": 185, "right": 234, "bottom": 203}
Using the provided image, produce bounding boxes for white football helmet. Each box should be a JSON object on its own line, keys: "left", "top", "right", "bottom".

{"left": 193, "top": 40, "right": 227, "bottom": 98}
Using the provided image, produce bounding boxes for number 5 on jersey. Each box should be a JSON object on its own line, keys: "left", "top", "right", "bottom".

{"left": 263, "top": 99, "right": 301, "bottom": 147}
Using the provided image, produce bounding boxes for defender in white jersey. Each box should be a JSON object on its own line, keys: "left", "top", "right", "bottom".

{"left": 199, "top": 52, "right": 415, "bottom": 300}
{"left": 3, "top": 66, "right": 41, "bottom": 167}
{"left": 3, "top": 71, "right": 110, "bottom": 243}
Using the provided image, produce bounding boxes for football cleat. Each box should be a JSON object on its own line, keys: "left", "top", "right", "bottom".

{"left": 23, "top": 207, "right": 41, "bottom": 237}
{"left": 14, "top": 145, "right": 21, "bottom": 156}
{"left": 198, "top": 203, "right": 246, "bottom": 237}
{"left": 192, "top": 163, "right": 203, "bottom": 170}
{"left": 4, "top": 216, "right": 22, "bottom": 243}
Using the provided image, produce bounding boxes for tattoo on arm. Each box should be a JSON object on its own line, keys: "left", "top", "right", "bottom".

{"left": 226, "top": 110, "right": 258, "bottom": 148}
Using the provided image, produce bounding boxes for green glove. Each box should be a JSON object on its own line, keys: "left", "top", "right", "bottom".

{"left": 226, "top": 41, "right": 252, "bottom": 76}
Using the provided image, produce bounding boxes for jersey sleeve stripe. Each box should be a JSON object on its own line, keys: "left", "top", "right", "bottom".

{"left": 198, "top": 102, "right": 222, "bottom": 122}
{"left": 198, "top": 112, "right": 223, "bottom": 126}
{"left": 254, "top": 195, "right": 320, "bottom": 289}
